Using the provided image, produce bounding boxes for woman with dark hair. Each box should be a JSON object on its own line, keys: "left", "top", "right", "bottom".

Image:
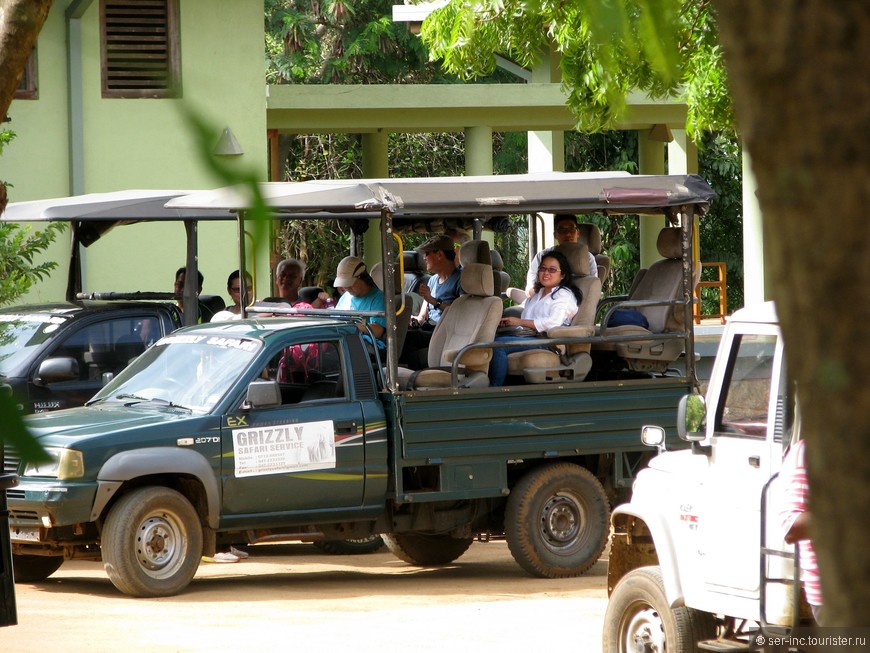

{"left": 489, "top": 249, "right": 580, "bottom": 386}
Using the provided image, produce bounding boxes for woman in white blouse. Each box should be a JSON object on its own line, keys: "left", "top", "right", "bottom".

{"left": 489, "top": 249, "right": 581, "bottom": 386}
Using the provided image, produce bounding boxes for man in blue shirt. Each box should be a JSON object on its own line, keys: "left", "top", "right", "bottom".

{"left": 413, "top": 234, "right": 462, "bottom": 329}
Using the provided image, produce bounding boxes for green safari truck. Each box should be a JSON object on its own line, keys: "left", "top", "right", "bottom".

{"left": 5, "top": 172, "right": 716, "bottom": 597}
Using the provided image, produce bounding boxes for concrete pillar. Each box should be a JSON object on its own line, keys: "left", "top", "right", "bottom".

{"left": 741, "top": 149, "right": 766, "bottom": 304}
{"left": 668, "top": 129, "right": 701, "bottom": 263}
{"left": 638, "top": 129, "right": 667, "bottom": 268}
{"left": 465, "top": 126, "right": 494, "bottom": 244}
{"left": 527, "top": 48, "right": 564, "bottom": 252}
{"left": 465, "top": 126, "right": 493, "bottom": 176}
{"left": 362, "top": 130, "right": 389, "bottom": 265}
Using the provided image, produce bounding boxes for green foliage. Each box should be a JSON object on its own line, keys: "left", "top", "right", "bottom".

{"left": 0, "top": 222, "right": 66, "bottom": 307}
{"left": 421, "top": 0, "right": 735, "bottom": 138}
{"left": 266, "top": 0, "right": 437, "bottom": 84}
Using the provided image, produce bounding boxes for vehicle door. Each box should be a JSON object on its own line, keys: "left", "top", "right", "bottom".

{"left": 219, "top": 336, "right": 366, "bottom": 525}
{"left": 28, "top": 313, "right": 163, "bottom": 412}
{"left": 697, "top": 323, "right": 789, "bottom": 603}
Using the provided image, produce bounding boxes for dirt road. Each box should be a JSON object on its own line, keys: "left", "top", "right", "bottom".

{"left": 2, "top": 540, "right": 607, "bottom": 653}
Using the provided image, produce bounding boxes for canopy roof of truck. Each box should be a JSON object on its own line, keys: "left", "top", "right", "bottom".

{"left": 2, "top": 189, "right": 237, "bottom": 223}
{"left": 164, "top": 171, "right": 716, "bottom": 220}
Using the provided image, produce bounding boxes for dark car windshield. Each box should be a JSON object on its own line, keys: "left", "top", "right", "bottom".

{"left": 0, "top": 313, "right": 71, "bottom": 376}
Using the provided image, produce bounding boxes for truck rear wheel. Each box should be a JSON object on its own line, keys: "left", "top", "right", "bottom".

{"left": 603, "top": 566, "right": 716, "bottom": 653}
{"left": 12, "top": 553, "right": 64, "bottom": 583}
{"left": 313, "top": 535, "right": 386, "bottom": 555}
{"left": 101, "top": 486, "right": 203, "bottom": 597}
{"left": 505, "top": 462, "right": 609, "bottom": 578}
{"left": 382, "top": 533, "right": 473, "bottom": 566}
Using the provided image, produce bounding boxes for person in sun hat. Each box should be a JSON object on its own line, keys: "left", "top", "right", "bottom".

{"left": 334, "top": 256, "right": 386, "bottom": 350}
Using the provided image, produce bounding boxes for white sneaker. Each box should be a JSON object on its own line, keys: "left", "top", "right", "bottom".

{"left": 211, "top": 551, "right": 240, "bottom": 563}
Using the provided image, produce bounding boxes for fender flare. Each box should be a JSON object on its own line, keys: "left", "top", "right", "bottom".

{"left": 93, "top": 447, "right": 220, "bottom": 529}
{"left": 610, "top": 503, "right": 684, "bottom": 608}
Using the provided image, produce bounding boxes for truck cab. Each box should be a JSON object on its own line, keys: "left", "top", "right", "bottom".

{"left": 604, "top": 302, "right": 806, "bottom": 652}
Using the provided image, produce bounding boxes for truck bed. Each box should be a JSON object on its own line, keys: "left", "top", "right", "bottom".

{"left": 386, "top": 377, "right": 691, "bottom": 502}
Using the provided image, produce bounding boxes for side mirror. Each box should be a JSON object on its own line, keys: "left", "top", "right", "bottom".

{"left": 35, "top": 357, "right": 79, "bottom": 385}
{"left": 641, "top": 425, "right": 666, "bottom": 453}
{"left": 677, "top": 393, "right": 707, "bottom": 442}
{"left": 244, "top": 379, "right": 281, "bottom": 408}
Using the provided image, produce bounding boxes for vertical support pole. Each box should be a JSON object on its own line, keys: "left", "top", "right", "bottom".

{"left": 380, "top": 211, "right": 398, "bottom": 391}
{"left": 183, "top": 220, "right": 200, "bottom": 326}
{"left": 237, "top": 214, "right": 248, "bottom": 318}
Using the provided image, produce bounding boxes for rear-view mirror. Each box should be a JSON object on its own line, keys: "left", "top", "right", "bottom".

{"left": 677, "top": 393, "right": 706, "bottom": 442}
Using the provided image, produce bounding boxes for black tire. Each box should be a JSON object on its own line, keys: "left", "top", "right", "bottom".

{"left": 12, "top": 554, "right": 64, "bottom": 583}
{"left": 603, "top": 566, "right": 717, "bottom": 653}
{"left": 101, "top": 486, "right": 203, "bottom": 598}
{"left": 505, "top": 462, "right": 609, "bottom": 578}
{"left": 313, "top": 535, "right": 386, "bottom": 555}
{"left": 382, "top": 532, "right": 473, "bottom": 566}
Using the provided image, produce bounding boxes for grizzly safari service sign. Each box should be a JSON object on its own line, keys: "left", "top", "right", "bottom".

{"left": 232, "top": 420, "right": 336, "bottom": 477}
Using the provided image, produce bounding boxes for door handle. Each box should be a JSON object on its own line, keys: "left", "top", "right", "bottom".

{"left": 748, "top": 455, "right": 761, "bottom": 468}
{"left": 334, "top": 420, "right": 358, "bottom": 435}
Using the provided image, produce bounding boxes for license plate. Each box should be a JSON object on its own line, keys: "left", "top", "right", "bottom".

{"left": 10, "top": 526, "right": 41, "bottom": 543}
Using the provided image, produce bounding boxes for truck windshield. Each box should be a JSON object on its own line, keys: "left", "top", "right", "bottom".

{"left": 89, "top": 333, "right": 262, "bottom": 414}
{"left": 0, "top": 313, "right": 71, "bottom": 376}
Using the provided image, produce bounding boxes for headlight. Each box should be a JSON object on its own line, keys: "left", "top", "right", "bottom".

{"left": 23, "top": 447, "right": 84, "bottom": 479}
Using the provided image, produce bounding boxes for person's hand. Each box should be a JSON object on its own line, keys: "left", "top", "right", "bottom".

{"left": 419, "top": 285, "right": 433, "bottom": 303}
{"left": 500, "top": 317, "right": 518, "bottom": 327}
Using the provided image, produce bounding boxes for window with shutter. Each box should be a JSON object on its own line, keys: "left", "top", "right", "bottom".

{"left": 100, "top": 0, "right": 181, "bottom": 98}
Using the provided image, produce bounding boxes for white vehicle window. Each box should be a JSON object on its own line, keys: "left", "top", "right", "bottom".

{"left": 715, "top": 333, "right": 777, "bottom": 438}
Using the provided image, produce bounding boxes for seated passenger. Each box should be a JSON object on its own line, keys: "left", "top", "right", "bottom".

{"left": 524, "top": 214, "right": 597, "bottom": 296}
{"left": 211, "top": 269, "right": 253, "bottom": 321}
{"left": 413, "top": 235, "right": 463, "bottom": 329}
{"left": 490, "top": 250, "right": 580, "bottom": 386}
{"left": 333, "top": 256, "right": 386, "bottom": 351}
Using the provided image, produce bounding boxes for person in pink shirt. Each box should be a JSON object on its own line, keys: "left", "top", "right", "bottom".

{"left": 780, "top": 438, "right": 823, "bottom": 624}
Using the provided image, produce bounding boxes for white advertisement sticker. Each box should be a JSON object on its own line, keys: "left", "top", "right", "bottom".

{"left": 232, "top": 420, "right": 336, "bottom": 478}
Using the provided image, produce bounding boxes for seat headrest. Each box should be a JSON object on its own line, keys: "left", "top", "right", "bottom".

{"left": 403, "top": 250, "right": 426, "bottom": 273}
{"left": 490, "top": 249, "right": 505, "bottom": 271}
{"left": 460, "top": 262, "right": 494, "bottom": 297}
{"left": 554, "top": 242, "right": 591, "bottom": 276}
{"left": 459, "top": 240, "right": 491, "bottom": 267}
{"left": 370, "top": 262, "right": 401, "bottom": 292}
{"left": 578, "top": 223, "right": 602, "bottom": 255}
{"left": 657, "top": 227, "right": 682, "bottom": 260}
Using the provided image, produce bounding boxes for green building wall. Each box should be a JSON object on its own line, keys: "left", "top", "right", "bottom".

{"left": 1, "top": 0, "right": 269, "bottom": 303}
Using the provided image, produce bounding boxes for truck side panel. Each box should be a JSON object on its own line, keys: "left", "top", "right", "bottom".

{"left": 388, "top": 378, "right": 691, "bottom": 501}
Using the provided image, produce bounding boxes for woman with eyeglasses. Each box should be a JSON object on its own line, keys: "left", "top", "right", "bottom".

{"left": 489, "top": 249, "right": 581, "bottom": 386}
{"left": 210, "top": 270, "right": 253, "bottom": 321}
{"left": 524, "top": 214, "right": 598, "bottom": 296}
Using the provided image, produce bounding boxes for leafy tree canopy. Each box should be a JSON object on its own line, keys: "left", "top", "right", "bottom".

{"left": 420, "top": 0, "right": 734, "bottom": 139}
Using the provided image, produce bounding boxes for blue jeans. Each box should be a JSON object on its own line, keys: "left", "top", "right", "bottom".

{"left": 489, "top": 336, "right": 543, "bottom": 386}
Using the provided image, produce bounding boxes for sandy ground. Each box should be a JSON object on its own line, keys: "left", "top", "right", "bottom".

{"left": 1, "top": 540, "right": 608, "bottom": 653}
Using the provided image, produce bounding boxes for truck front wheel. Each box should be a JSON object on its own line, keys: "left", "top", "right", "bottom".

{"left": 505, "top": 462, "right": 609, "bottom": 578}
{"left": 603, "top": 566, "right": 716, "bottom": 653}
{"left": 101, "top": 486, "right": 203, "bottom": 597}
{"left": 382, "top": 533, "right": 473, "bottom": 566}
{"left": 12, "top": 553, "right": 64, "bottom": 583}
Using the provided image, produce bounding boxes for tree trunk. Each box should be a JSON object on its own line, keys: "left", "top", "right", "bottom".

{"left": 714, "top": 0, "right": 870, "bottom": 628}
{"left": 0, "top": 0, "right": 53, "bottom": 213}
